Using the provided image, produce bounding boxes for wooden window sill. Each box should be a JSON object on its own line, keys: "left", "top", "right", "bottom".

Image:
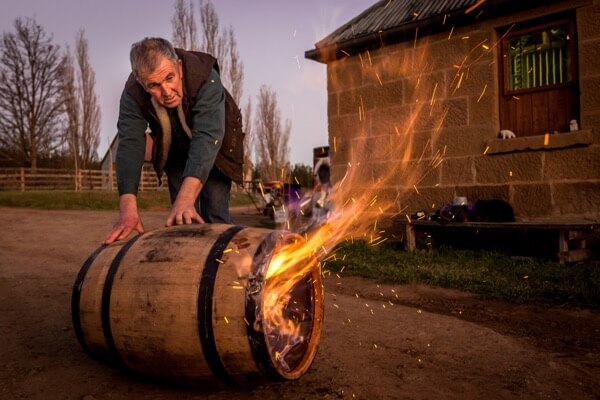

{"left": 485, "top": 129, "right": 593, "bottom": 154}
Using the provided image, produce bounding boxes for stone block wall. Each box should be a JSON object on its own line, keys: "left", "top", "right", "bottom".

{"left": 326, "top": 0, "right": 600, "bottom": 221}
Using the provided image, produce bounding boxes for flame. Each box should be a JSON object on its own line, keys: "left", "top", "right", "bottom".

{"left": 256, "top": 15, "right": 504, "bottom": 373}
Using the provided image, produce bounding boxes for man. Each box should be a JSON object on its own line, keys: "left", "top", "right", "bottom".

{"left": 104, "top": 37, "right": 233, "bottom": 244}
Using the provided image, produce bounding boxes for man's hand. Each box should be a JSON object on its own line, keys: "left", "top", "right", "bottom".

{"left": 104, "top": 194, "right": 145, "bottom": 244}
{"left": 166, "top": 176, "right": 205, "bottom": 226}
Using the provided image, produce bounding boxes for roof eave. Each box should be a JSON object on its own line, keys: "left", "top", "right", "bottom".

{"left": 305, "top": 12, "right": 450, "bottom": 64}
{"left": 305, "top": 0, "right": 565, "bottom": 64}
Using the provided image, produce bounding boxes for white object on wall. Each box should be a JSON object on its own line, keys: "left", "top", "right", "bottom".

{"left": 498, "top": 129, "right": 516, "bottom": 139}
{"left": 569, "top": 119, "right": 579, "bottom": 132}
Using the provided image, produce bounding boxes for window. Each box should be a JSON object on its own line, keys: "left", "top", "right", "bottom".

{"left": 498, "top": 13, "right": 579, "bottom": 137}
{"left": 508, "top": 25, "right": 571, "bottom": 91}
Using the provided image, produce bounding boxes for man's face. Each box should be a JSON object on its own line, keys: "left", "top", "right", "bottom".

{"left": 138, "top": 56, "right": 183, "bottom": 109}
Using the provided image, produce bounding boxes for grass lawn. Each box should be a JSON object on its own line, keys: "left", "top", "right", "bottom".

{"left": 0, "top": 189, "right": 253, "bottom": 210}
{"left": 327, "top": 240, "right": 600, "bottom": 309}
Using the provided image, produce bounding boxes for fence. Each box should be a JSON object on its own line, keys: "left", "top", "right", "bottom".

{"left": 0, "top": 167, "right": 160, "bottom": 191}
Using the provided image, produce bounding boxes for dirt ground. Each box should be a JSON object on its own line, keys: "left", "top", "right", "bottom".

{"left": 1, "top": 206, "right": 599, "bottom": 400}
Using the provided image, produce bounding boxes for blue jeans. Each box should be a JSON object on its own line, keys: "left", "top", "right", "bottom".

{"left": 166, "top": 165, "right": 232, "bottom": 224}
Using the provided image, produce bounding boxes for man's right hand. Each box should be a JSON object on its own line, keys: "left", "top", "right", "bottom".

{"left": 103, "top": 194, "right": 145, "bottom": 244}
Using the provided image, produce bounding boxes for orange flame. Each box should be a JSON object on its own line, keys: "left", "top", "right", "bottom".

{"left": 259, "top": 16, "right": 501, "bottom": 371}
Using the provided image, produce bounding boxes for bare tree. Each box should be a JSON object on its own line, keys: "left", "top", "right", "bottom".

{"left": 59, "top": 30, "right": 101, "bottom": 172}
{"left": 225, "top": 26, "right": 243, "bottom": 104}
{"left": 254, "top": 85, "right": 290, "bottom": 181}
{"left": 197, "top": 0, "right": 244, "bottom": 101}
{"left": 0, "top": 17, "right": 65, "bottom": 169}
{"left": 75, "top": 29, "right": 100, "bottom": 169}
{"left": 199, "top": 0, "right": 225, "bottom": 62}
{"left": 61, "top": 46, "right": 80, "bottom": 172}
{"left": 172, "top": 1, "right": 244, "bottom": 99}
{"left": 172, "top": 0, "right": 198, "bottom": 51}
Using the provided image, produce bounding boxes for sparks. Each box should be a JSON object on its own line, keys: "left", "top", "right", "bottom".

{"left": 368, "top": 195, "right": 378, "bottom": 207}
{"left": 414, "top": 27, "right": 419, "bottom": 48}
{"left": 430, "top": 82, "right": 438, "bottom": 106}
{"left": 465, "top": 0, "right": 486, "bottom": 14}
{"left": 477, "top": 84, "right": 488, "bottom": 103}
{"left": 454, "top": 72, "right": 464, "bottom": 93}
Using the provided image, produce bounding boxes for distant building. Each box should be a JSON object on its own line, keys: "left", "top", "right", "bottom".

{"left": 100, "top": 131, "right": 157, "bottom": 191}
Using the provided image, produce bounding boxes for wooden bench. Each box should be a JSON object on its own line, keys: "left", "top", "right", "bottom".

{"left": 390, "top": 219, "right": 599, "bottom": 264}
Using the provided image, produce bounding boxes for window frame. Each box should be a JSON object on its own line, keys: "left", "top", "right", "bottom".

{"left": 500, "top": 15, "right": 578, "bottom": 97}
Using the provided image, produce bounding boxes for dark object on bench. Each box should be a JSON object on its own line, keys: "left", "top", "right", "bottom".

{"left": 470, "top": 199, "right": 515, "bottom": 222}
{"left": 432, "top": 200, "right": 515, "bottom": 224}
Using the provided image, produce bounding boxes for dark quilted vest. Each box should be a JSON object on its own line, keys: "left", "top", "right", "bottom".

{"left": 124, "top": 49, "right": 244, "bottom": 184}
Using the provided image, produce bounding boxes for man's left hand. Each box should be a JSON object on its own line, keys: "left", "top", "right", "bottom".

{"left": 165, "top": 176, "right": 205, "bottom": 226}
{"left": 166, "top": 201, "right": 204, "bottom": 226}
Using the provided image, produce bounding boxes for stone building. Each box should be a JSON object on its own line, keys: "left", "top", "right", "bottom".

{"left": 306, "top": 0, "right": 600, "bottom": 221}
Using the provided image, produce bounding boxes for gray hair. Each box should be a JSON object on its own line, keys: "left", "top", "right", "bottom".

{"left": 129, "top": 37, "right": 178, "bottom": 77}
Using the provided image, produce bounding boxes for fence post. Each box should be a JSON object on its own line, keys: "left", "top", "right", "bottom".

{"left": 20, "top": 168, "right": 25, "bottom": 192}
{"left": 108, "top": 162, "right": 114, "bottom": 191}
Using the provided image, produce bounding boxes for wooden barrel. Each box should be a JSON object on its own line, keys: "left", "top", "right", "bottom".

{"left": 71, "top": 224, "right": 323, "bottom": 384}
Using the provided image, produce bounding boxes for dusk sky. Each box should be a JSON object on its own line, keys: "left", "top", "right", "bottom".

{"left": 0, "top": 0, "right": 374, "bottom": 165}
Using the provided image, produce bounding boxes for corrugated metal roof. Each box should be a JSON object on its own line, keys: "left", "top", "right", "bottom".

{"left": 305, "top": 0, "right": 565, "bottom": 62}
{"left": 322, "top": 0, "right": 478, "bottom": 45}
